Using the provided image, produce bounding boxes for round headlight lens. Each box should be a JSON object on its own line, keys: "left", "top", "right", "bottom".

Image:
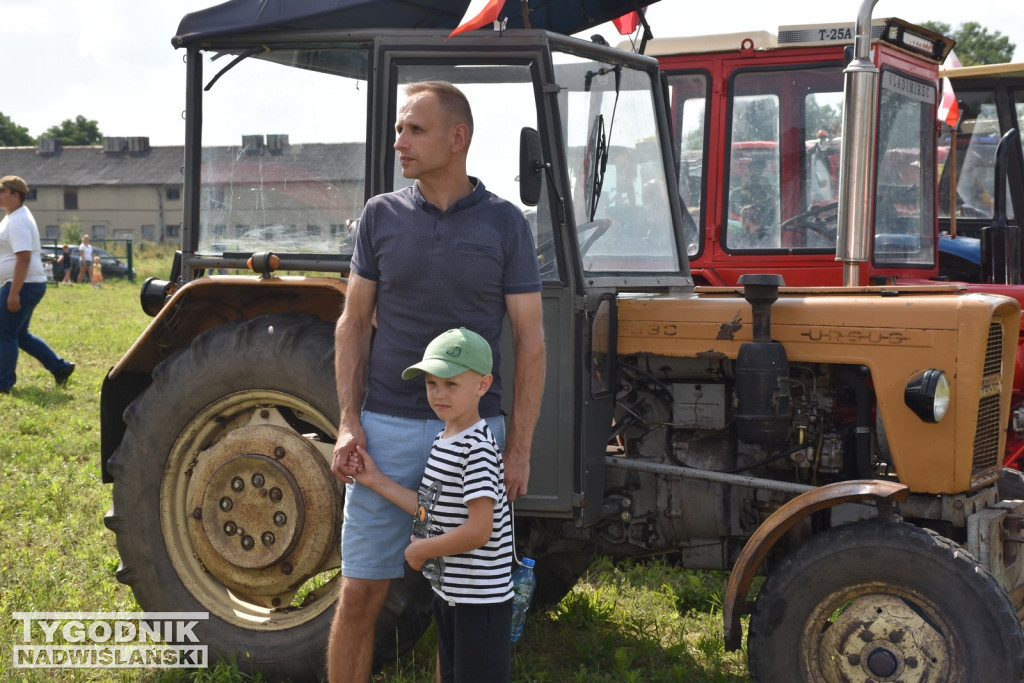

{"left": 905, "top": 369, "right": 950, "bottom": 423}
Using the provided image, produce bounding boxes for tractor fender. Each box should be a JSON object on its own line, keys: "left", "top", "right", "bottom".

{"left": 722, "top": 479, "right": 909, "bottom": 651}
{"left": 100, "top": 275, "right": 348, "bottom": 481}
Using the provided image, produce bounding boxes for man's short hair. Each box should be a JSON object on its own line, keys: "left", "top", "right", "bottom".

{"left": 405, "top": 80, "right": 474, "bottom": 143}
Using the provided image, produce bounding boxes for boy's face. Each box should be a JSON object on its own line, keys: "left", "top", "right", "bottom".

{"left": 423, "top": 369, "right": 491, "bottom": 426}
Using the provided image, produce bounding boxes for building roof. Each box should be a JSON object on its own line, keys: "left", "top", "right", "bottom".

{"left": 0, "top": 145, "right": 185, "bottom": 188}
{"left": 0, "top": 140, "right": 366, "bottom": 188}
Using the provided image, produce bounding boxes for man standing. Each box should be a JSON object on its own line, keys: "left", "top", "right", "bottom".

{"left": 77, "top": 234, "right": 93, "bottom": 284}
{"left": 327, "top": 81, "right": 545, "bottom": 682}
{"left": 0, "top": 175, "right": 75, "bottom": 393}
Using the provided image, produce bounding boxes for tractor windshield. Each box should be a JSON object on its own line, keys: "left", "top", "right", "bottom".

{"left": 554, "top": 49, "right": 679, "bottom": 273}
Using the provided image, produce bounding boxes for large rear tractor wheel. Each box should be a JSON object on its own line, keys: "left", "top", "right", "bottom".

{"left": 747, "top": 519, "right": 1024, "bottom": 682}
{"left": 105, "top": 314, "right": 432, "bottom": 680}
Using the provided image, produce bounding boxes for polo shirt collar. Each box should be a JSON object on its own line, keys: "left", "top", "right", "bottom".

{"left": 412, "top": 177, "right": 486, "bottom": 214}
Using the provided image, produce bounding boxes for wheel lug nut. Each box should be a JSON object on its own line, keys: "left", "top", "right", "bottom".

{"left": 192, "top": 508, "right": 202, "bottom": 520}
{"left": 224, "top": 521, "right": 237, "bottom": 535}
{"left": 252, "top": 473, "right": 265, "bottom": 487}
{"left": 269, "top": 487, "right": 283, "bottom": 502}
{"left": 274, "top": 446, "right": 285, "bottom": 459}
{"left": 281, "top": 562, "right": 292, "bottom": 575}
{"left": 219, "top": 497, "right": 233, "bottom": 511}
{"left": 231, "top": 477, "right": 244, "bottom": 492}
{"left": 262, "top": 531, "right": 275, "bottom": 546}
{"left": 274, "top": 511, "right": 287, "bottom": 526}
{"left": 241, "top": 535, "right": 255, "bottom": 550}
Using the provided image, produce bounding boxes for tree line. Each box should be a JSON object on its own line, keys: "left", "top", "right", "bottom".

{"left": 0, "top": 114, "right": 102, "bottom": 147}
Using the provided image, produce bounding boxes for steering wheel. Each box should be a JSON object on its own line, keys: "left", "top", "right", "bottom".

{"left": 536, "top": 218, "right": 613, "bottom": 277}
{"left": 780, "top": 201, "right": 838, "bottom": 248}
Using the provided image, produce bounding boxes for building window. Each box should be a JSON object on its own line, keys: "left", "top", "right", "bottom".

{"left": 142, "top": 225, "right": 156, "bottom": 241}
{"left": 46, "top": 225, "right": 60, "bottom": 239}
{"left": 167, "top": 187, "right": 181, "bottom": 201}
{"left": 64, "top": 189, "right": 78, "bottom": 210}
{"left": 307, "top": 224, "right": 322, "bottom": 236}
{"left": 26, "top": 189, "right": 37, "bottom": 201}
{"left": 92, "top": 226, "right": 107, "bottom": 239}
{"left": 166, "top": 224, "right": 180, "bottom": 238}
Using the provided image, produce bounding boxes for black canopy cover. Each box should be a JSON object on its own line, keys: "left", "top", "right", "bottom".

{"left": 173, "top": 0, "right": 656, "bottom": 47}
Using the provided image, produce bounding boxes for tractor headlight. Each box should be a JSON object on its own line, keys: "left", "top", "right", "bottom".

{"left": 904, "top": 369, "right": 950, "bottom": 423}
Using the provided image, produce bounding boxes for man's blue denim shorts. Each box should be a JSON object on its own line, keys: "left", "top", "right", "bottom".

{"left": 340, "top": 410, "right": 505, "bottom": 580}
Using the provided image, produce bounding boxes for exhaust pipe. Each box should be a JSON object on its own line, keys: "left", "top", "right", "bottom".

{"left": 836, "top": 0, "right": 880, "bottom": 287}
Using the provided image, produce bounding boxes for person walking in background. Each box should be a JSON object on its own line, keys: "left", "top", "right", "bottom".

{"left": 0, "top": 176, "right": 75, "bottom": 394}
{"left": 91, "top": 255, "right": 103, "bottom": 288}
{"left": 327, "top": 80, "right": 545, "bottom": 683}
{"left": 77, "top": 234, "right": 93, "bottom": 284}
{"left": 58, "top": 243, "right": 72, "bottom": 285}
{"left": 345, "top": 328, "right": 514, "bottom": 682}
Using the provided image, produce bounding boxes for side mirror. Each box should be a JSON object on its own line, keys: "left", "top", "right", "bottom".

{"left": 519, "top": 127, "right": 543, "bottom": 207}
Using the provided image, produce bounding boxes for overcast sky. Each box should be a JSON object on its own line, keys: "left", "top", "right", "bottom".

{"left": 2, "top": 0, "right": 1022, "bottom": 146}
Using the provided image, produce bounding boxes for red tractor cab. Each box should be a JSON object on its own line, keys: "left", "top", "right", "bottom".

{"left": 644, "top": 20, "right": 951, "bottom": 287}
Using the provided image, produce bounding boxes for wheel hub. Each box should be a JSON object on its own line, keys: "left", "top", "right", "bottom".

{"left": 182, "top": 421, "right": 341, "bottom": 607}
{"left": 200, "top": 454, "right": 303, "bottom": 569}
{"left": 819, "top": 593, "right": 950, "bottom": 682}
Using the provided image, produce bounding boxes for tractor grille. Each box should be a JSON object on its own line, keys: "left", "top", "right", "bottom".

{"left": 972, "top": 320, "right": 1005, "bottom": 475}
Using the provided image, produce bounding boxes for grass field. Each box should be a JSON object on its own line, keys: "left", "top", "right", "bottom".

{"left": 0, "top": 244, "right": 751, "bottom": 682}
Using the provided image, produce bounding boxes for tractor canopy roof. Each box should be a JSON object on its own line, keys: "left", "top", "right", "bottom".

{"left": 173, "top": 0, "right": 657, "bottom": 46}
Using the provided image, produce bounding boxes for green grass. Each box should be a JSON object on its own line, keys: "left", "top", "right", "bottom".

{"left": 0, "top": 245, "right": 751, "bottom": 681}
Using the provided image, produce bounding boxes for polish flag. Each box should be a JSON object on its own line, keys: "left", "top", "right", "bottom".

{"left": 613, "top": 11, "right": 642, "bottom": 35}
{"left": 938, "top": 77, "right": 961, "bottom": 128}
{"left": 449, "top": 0, "right": 506, "bottom": 39}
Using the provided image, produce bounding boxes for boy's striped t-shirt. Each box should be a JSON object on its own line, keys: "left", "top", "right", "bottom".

{"left": 418, "top": 420, "right": 514, "bottom": 604}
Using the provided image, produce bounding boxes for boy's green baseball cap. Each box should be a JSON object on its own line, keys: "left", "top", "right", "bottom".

{"left": 402, "top": 327, "right": 493, "bottom": 379}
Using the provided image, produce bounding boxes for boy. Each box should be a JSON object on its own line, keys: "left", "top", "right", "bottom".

{"left": 345, "top": 327, "right": 514, "bottom": 682}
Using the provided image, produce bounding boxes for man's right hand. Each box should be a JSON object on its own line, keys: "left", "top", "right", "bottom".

{"left": 332, "top": 421, "right": 366, "bottom": 483}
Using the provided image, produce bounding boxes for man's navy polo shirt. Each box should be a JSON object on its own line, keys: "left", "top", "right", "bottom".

{"left": 351, "top": 178, "right": 542, "bottom": 420}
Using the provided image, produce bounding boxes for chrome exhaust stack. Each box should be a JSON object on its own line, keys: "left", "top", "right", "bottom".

{"left": 836, "top": 0, "right": 880, "bottom": 287}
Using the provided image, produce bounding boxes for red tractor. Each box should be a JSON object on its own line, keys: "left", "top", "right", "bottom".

{"left": 645, "top": 18, "right": 1024, "bottom": 469}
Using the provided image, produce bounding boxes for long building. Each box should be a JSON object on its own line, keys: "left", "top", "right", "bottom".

{"left": 0, "top": 135, "right": 364, "bottom": 245}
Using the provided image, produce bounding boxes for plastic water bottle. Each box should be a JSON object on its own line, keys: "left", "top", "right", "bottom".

{"left": 510, "top": 558, "right": 536, "bottom": 642}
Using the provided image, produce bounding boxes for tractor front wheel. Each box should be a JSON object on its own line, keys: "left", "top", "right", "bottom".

{"left": 747, "top": 519, "right": 1024, "bottom": 682}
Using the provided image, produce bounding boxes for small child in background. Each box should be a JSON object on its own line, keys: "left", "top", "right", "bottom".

{"left": 91, "top": 255, "right": 103, "bottom": 288}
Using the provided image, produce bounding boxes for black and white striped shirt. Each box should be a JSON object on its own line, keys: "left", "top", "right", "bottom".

{"left": 418, "top": 421, "right": 514, "bottom": 605}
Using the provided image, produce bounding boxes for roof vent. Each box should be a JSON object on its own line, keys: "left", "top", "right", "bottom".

{"left": 38, "top": 138, "right": 62, "bottom": 155}
{"left": 103, "top": 137, "right": 128, "bottom": 154}
{"left": 267, "top": 134, "right": 289, "bottom": 154}
{"left": 242, "top": 135, "right": 266, "bottom": 155}
{"left": 127, "top": 137, "right": 150, "bottom": 153}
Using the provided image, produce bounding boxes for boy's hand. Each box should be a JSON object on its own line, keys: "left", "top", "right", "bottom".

{"left": 349, "top": 445, "right": 383, "bottom": 487}
{"left": 404, "top": 535, "right": 429, "bottom": 571}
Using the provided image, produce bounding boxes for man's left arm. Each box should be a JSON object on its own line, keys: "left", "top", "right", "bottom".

{"left": 6, "top": 251, "right": 30, "bottom": 312}
{"left": 504, "top": 290, "right": 545, "bottom": 501}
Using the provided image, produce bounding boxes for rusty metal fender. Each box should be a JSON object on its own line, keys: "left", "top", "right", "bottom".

{"left": 722, "top": 479, "right": 909, "bottom": 651}
{"left": 110, "top": 275, "right": 349, "bottom": 379}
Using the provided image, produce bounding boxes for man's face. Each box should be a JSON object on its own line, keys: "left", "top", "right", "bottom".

{"left": 0, "top": 188, "right": 18, "bottom": 213}
{"left": 394, "top": 91, "right": 457, "bottom": 181}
